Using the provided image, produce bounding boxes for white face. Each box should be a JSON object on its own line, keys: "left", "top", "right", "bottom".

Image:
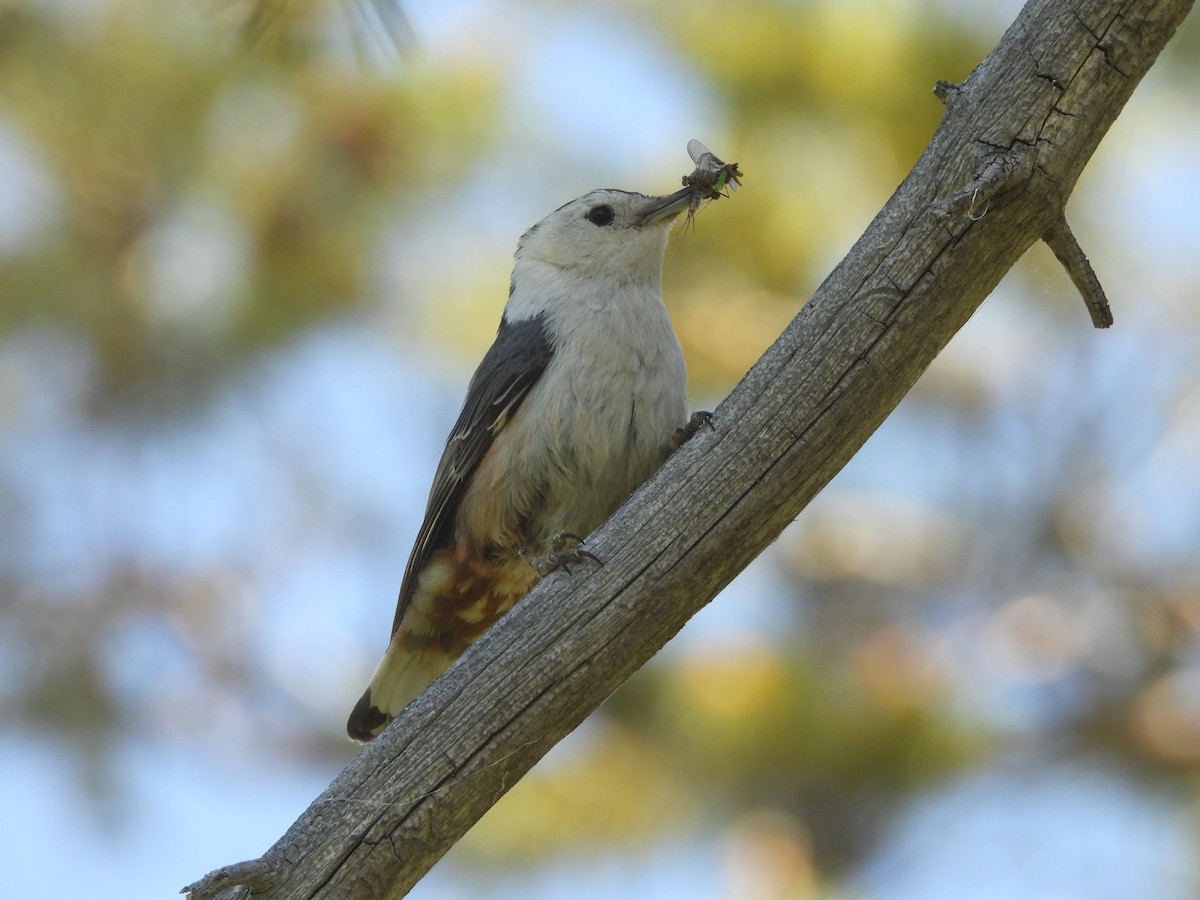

{"left": 515, "top": 189, "right": 690, "bottom": 276}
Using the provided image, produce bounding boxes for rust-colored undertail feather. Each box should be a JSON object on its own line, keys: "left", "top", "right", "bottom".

{"left": 347, "top": 547, "right": 537, "bottom": 741}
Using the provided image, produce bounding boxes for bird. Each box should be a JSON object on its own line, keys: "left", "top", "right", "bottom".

{"left": 347, "top": 184, "right": 704, "bottom": 741}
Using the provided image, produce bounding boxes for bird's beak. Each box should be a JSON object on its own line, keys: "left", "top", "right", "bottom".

{"left": 635, "top": 187, "right": 694, "bottom": 227}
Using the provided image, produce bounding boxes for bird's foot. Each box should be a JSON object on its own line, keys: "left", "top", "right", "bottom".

{"left": 671, "top": 411, "right": 714, "bottom": 452}
{"left": 522, "top": 532, "right": 602, "bottom": 578}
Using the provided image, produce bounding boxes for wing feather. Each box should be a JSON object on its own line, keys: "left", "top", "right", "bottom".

{"left": 389, "top": 313, "right": 553, "bottom": 634}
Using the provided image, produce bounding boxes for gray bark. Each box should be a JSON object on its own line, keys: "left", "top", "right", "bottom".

{"left": 184, "top": 0, "right": 1195, "bottom": 896}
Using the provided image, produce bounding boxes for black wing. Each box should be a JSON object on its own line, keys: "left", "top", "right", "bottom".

{"left": 390, "top": 313, "right": 553, "bottom": 634}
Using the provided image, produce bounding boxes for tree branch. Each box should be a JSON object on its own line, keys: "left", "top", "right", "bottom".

{"left": 184, "top": 0, "right": 1194, "bottom": 896}
{"left": 1044, "top": 212, "right": 1115, "bottom": 327}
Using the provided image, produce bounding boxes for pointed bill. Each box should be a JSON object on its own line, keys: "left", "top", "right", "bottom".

{"left": 635, "top": 187, "right": 695, "bottom": 226}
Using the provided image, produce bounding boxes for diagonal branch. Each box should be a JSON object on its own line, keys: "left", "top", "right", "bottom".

{"left": 184, "top": 0, "right": 1195, "bottom": 896}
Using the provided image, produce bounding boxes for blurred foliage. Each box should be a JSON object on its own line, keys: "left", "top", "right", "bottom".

{"left": 0, "top": 0, "right": 495, "bottom": 408}
{"left": 2, "top": 0, "right": 1200, "bottom": 896}
{"left": 624, "top": 0, "right": 992, "bottom": 393}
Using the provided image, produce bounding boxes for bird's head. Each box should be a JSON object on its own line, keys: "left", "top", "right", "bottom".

{"left": 514, "top": 187, "right": 693, "bottom": 278}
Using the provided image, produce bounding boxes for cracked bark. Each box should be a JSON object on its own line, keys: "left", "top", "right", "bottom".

{"left": 183, "top": 0, "right": 1194, "bottom": 897}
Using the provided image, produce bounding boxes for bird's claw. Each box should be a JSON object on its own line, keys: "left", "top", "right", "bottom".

{"left": 671, "top": 410, "right": 714, "bottom": 452}
{"left": 522, "top": 532, "right": 603, "bottom": 578}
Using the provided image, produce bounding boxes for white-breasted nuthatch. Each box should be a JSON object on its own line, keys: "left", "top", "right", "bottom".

{"left": 348, "top": 185, "right": 702, "bottom": 740}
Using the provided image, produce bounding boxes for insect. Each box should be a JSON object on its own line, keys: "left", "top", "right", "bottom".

{"left": 681, "top": 139, "right": 743, "bottom": 224}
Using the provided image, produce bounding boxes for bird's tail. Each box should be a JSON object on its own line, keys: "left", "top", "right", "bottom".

{"left": 346, "top": 641, "right": 447, "bottom": 741}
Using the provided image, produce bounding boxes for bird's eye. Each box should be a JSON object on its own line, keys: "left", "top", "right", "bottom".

{"left": 585, "top": 205, "right": 615, "bottom": 227}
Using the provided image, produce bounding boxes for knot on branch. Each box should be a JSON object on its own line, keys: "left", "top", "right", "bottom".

{"left": 933, "top": 79, "right": 963, "bottom": 108}
{"left": 181, "top": 856, "right": 280, "bottom": 900}
{"left": 933, "top": 148, "right": 1025, "bottom": 220}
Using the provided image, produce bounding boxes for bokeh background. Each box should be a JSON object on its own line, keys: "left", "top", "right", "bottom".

{"left": 3, "top": 1, "right": 1200, "bottom": 897}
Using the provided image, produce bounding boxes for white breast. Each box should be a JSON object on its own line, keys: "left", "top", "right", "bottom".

{"left": 506, "top": 276, "right": 688, "bottom": 548}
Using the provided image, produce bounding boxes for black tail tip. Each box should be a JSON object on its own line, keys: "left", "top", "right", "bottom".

{"left": 347, "top": 690, "right": 391, "bottom": 742}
